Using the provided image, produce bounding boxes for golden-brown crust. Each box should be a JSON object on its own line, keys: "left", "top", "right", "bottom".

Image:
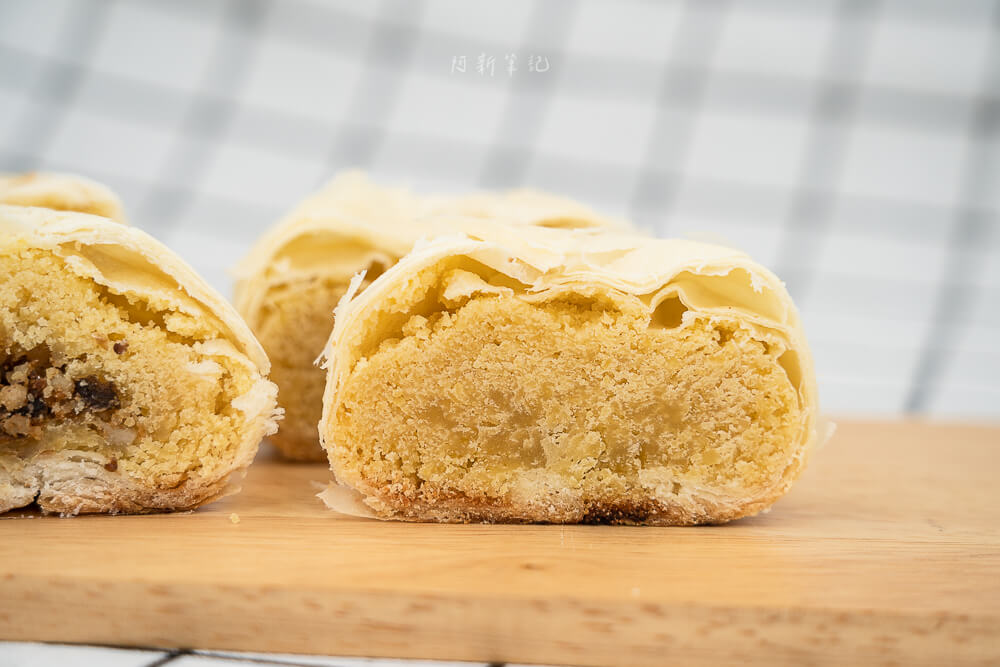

{"left": 340, "top": 466, "right": 796, "bottom": 526}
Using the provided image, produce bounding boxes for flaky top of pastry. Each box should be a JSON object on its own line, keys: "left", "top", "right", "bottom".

{"left": 233, "top": 171, "right": 628, "bottom": 312}
{"left": 320, "top": 223, "right": 819, "bottom": 492}
{"left": 0, "top": 205, "right": 268, "bottom": 373}
{"left": 0, "top": 172, "right": 125, "bottom": 222}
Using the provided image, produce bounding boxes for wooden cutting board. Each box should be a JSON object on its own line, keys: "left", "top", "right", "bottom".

{"left": 1, "top": 420, "right": 998, "bottom": 666}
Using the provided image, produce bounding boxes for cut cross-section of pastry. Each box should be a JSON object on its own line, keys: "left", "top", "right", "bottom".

{"left": 234, "top": 171, "right": 628, "bottom": 460}
{"left": 319, "top": 224, "right": 819, "bottom": 525}
{"left": 0, "top": 172, "right": 125, "bottom": 222}
{"left": 0, "top": 206, "right": 279, "bottom": 515}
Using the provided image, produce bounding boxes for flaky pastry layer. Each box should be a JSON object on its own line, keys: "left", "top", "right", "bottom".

{"left": 0, "top": 172, "right": 125, "bottom": 222}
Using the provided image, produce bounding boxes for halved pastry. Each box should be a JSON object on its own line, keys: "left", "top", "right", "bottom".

{"left": 0, "top": 206, "right": 278, "bottom": 515}
{"left": 235, "top": 171, "right": 625, "bottom": 460}
{"left": 0, "top": 172, "right": 125, "bottom": 222}
{"left": 319, "top": 224, "right": 818, "bottom": 525}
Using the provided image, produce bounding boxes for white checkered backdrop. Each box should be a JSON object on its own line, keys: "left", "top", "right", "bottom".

{"left": 2, "top": 0, "right": 998, "bottom": 419}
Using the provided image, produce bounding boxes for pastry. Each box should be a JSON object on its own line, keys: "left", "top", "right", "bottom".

{"left": 318, "top": 223, "right": 818, "bottom": 524}
{"left": 0, "top": 205, "right": 279, "bottom": 515}
{"left": 0, "top": 172, "right": 125, "bottom": 221}
{"left": 234, "top": 171, "right": 625, "bottom": 460}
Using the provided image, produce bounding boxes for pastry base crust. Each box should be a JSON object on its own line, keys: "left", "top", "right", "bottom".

{"left": 356, "top": 487, "right": 781, "bottom": 526}
{"left": 0, "top": 451, "right": 240, "bottom": 515}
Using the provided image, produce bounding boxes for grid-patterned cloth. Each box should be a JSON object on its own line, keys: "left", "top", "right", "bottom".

{"left": 2, "top": 0, "right": 999, "bottom": 419}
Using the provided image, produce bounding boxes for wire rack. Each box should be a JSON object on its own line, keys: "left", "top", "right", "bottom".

{"left": 2, "top": 0, "right": 998, "bottom": 419}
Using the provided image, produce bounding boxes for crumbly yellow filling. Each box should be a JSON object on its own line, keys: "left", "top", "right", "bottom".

{"left": 334, "top": 292, "right": 801, "bottom": 511}
{"left": 253, "top": 278, "right": 347, "bottom": 459}
{"left": 254, "top": 265, "right": 383, "bottom": 460}
{"left": 0, "top": 247, "right": 255, "bottom": 487}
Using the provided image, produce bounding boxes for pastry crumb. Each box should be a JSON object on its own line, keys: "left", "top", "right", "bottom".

{"left": 335, "top": 294, "right": 801, "bottom": 523}
{"left": 229, "top": 512, "right": 240, "bottom": 524}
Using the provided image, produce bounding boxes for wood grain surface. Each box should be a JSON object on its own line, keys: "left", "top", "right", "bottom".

{"left": 2, "top": 420, "right": 998, "bottom": 666}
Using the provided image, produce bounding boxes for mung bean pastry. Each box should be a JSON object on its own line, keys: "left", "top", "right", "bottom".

{"left": 0, "top": 206, "right": 279, "bottom": 515}
{"left": 0, "top": 172, "right": 125, "bottom": 222}
{"left": 318, "top": 223, "right": 818, "bottom": 525}
{"left": 234, "top": 171, "right": 625, "bottom": 460}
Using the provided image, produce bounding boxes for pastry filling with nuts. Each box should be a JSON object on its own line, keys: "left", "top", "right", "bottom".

{"left": 1, "top": 247, "right": 264, "bottom": 510}
{"left": 1, "top": 346, "right": 124, "bottom": 440}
